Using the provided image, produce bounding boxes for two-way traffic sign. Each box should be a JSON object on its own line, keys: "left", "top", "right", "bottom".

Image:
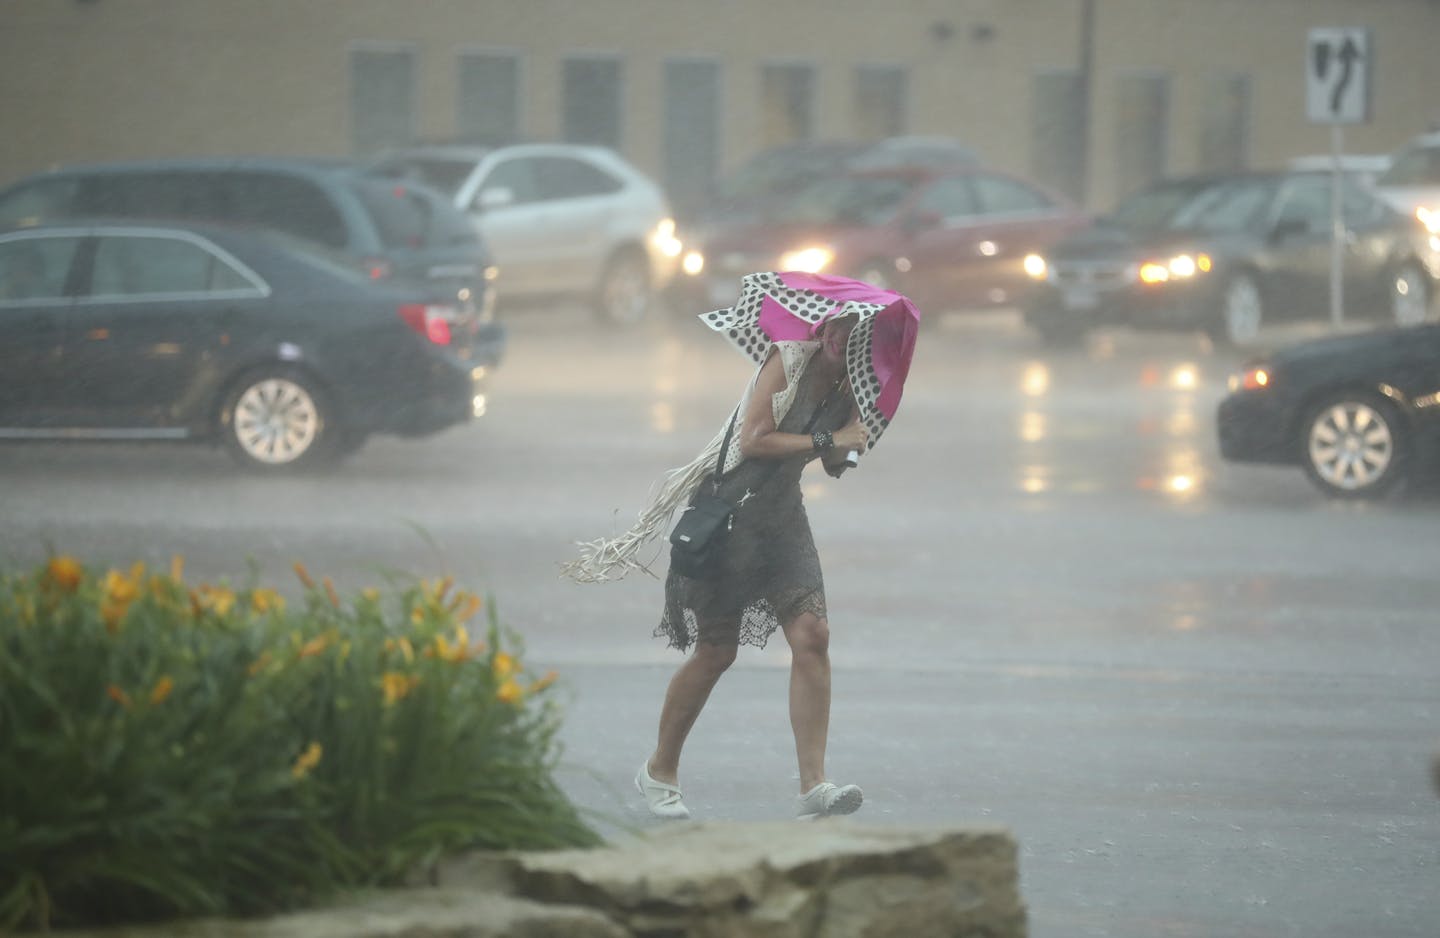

{"left": 1307, "top": 28, "right": 1371, "bottom": 125}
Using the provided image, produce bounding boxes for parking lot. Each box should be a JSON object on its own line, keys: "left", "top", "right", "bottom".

{"left": 2, "top": 306, "right": 1437, "bottom": 937}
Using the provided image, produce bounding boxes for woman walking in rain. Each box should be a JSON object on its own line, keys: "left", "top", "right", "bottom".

{"left": 564, "top": 271, "right": 919, "bottom": 820}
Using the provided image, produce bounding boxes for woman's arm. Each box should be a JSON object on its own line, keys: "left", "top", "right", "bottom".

{"left": 738, "top": 354, "right": 869, "bottom": 462}
{"left": 737, "top": 352, "right": 817, "bottom": 460}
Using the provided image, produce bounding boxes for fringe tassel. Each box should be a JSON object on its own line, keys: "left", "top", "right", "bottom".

{"left": 560, "top": 428, "right": 727, "bottom": 583}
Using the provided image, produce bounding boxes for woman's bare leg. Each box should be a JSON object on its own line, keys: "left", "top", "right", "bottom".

{"left": 781, "top": 612, "right": 831, "bottom": 793}
{"left": 647, "top": 640, "right": 738, "bottom": 785}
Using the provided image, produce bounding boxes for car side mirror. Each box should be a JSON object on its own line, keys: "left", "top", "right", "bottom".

{"left": 475, "top": 187, "right": 515, "bottom": 212}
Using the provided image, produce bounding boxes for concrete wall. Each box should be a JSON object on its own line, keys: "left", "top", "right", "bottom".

{"left": 2, "top": 0, "right": 1437, "bottom": 210}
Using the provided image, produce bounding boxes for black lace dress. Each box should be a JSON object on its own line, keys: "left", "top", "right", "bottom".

{"left": 658, "top": 357, "right": 853, "bottom": 651}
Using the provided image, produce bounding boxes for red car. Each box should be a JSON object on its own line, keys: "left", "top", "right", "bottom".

{"left": 689, "top": 166, "right": 1089, "bottom": 314}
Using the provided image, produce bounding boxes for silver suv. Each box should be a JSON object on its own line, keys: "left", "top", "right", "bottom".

{"left": 368, "top": 144, "right": 681, "bottom": 325}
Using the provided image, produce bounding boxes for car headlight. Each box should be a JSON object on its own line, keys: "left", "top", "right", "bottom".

{"left": 1418, "top": 206, "right": 1440, "bottom": 234}
{"left": 1023, "top": 253, "right": 1047, "bottom": 279}
{"left": 1138, "top": 253, "right": 1212, "bottom": 284}
{"left": 1227, "top": 364, "right": 1272, "bottom": 392}
{"left": 778, "top": 246, "right": 834, "bottom": 273}
{"left": 651, "top": 217, "right": 683, "bottom": 258}
{"left": 681, "top": 249, "right": 705, "bottom": 276}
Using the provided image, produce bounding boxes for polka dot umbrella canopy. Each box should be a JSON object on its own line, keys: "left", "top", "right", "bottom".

{"left": 699, "top": 271, "right": 921, "bottom": 452}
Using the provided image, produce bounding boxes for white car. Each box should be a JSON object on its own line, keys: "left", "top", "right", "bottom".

{"left": 368, "top": 143, "right": 682, "bottom": 325}
{"left": 1374, "top": 132, "right": 1440, "bottom": 237}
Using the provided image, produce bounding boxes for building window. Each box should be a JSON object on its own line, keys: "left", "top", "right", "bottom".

{"left": 458, "top": 51, "right": 521, "bottom": 145}
{"left": 350, "top": 45, "right": 415, "bottom": 156}
{"left": 663, "top": 59, "right": 721, "bottom": 220}
{"left": 1031, "top": 69, "right": 1086, "bottom": 204}
{"left": 562, "top": 56, "right": 623, "bottom": 150}
{"left": 1198, "top": 72, "right": 1250, "bottom": 173}
{"left": 1115, "top": 72, "right": 1170, "bottom": 202}
{"left": 853, "top": 65, "right": 906, "bottom": 140}
{"left": 760, "top": 63, "right": 815, "bottom": 149}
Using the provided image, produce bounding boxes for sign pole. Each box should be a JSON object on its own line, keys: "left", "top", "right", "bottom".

{"left": 1330, "top": 121, "right": 1344, "bottom": 327}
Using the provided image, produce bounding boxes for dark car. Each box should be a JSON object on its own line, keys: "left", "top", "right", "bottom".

{"left": 0, "top": 221, "right": 505, "bottom": 470}
{"left": 686, "top": 165, "right": 1087, "bottom": 315}
{"left": 1216, "top": 324, "right": 1440, "bottom": 498}
{"left": 1023, "top": 171, "right": 1439, "bottom": 346}
{"left": 0, "top": 158, "right": 496, "bottom": 319}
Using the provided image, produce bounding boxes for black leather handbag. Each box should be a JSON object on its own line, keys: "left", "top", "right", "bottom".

{"left": 668, "top": 489, "right": 734, "bottom": 579}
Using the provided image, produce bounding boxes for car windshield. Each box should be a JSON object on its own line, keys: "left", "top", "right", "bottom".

{"left": 1164, "top": 179, "right": 1274, "bottom": 233}
{"left": 776, "top": 175, "right": 916, "bottom": 226}
{"left": 1106, "top": 180, "right": 1219, "bottom": 230}
{"left": 350, "top": 178, "right": 479, "bottom": 249}
{"left": 1377, "top": 145, "right": 1440, "bottom": 187}
{"left": 370, "top": 157, "right": 477, "bottom": 200}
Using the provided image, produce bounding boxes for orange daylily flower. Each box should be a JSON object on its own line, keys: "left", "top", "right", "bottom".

{"left": 44, "top": 555, "right": 84, "bottom": 593}
{"left": 496, "top": 678, "right": 523, "bottom": 704}
{"left": 492, "top": 652, "right": 517, "bottom": 680}
{"left": 291, "top": 742, "right": 323, "bottom": 779}
{"left": 149, "top": 676, "right": 174, "bottom": 705}
{"left": 530, "top": 670, "right": 559, "bottom": 693}
{"left": 322, "top": 576, "right": 340, "bottom": 608}
{"left": 379, "top": 671, "right": 422, "bottom": 705}
{"left": 293, "top": 561, "right": 315, "bottom": 589}
{"left": 106, "top": 684, "right": 132, "bottom": 709}
{"left": 297, "top": 634, "right": 331, "bottom": 660}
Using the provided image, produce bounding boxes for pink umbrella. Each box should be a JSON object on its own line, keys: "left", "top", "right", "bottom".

{"left": 699, "top": 271, "right": 921, "bottom": 451}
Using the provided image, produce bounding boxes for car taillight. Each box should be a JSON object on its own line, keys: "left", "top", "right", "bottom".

{"left": 364, "top": 257, "right": 393, "bottom": 280}
{"left": 398, "top": 303, "right": 455, "bottom": 345}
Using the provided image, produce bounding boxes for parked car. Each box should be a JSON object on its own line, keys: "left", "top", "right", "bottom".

{"left": 0, "top": 221, "right": 505, "bottom": 470}
{"left": 365, "top": 143, "right": 680, "bottom": 325}
{"left": 684, "top": 165, "right": 1087, "bottom": 314}
{"left": 0, "top": 159, "right": 497, "bottom": 326}
{"left": 1023, "top": 171, "right": 1440, "bottom": 346}
{"left": 1374, "top": 131, "right": 1440, "bottom": 235}
{"left": 1216, "top": 324, "right": 1440, "bottom": 498}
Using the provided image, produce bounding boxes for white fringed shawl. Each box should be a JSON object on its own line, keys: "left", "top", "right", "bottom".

{"left": 561, "top": 341, "right": 818, "bottom": 583}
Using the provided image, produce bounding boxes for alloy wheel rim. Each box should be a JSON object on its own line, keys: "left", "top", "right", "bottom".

{"left": 1224, "top": 278, "right": 1262, "bottom": 344}
{"left": 1392, "top": 268, "right": 1429, "bottom": 326}
{"left": 233, "top": 378, "right": 320, "bottom": 464}
{"left": 1309, "top": 402, "right": 1393, "bottom": 490}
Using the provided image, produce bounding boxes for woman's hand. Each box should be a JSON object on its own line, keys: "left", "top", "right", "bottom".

{"left": 832, "top": 413, "right": 868, "bottom": 454}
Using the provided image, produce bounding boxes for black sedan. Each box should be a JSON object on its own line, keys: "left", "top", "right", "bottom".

{"left": 1024, "top": 171, "right": 1439, "bottom": 346}
{"left": 1217, "top": 324, "right": 1440, "bottom": 498}
{"left": 0, "top": 221, "right": 505, "bottom": 470}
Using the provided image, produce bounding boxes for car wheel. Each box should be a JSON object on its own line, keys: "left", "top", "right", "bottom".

{"left": 1210, "top": 273, "right": 1263, "bottom": 346}
{"left": 1389, "top": 262, "right": 1431, "bottom": 327}
{"left": 220, "top": 368, "right": 337, "bottom": 471}
{"left": 1300, "top": 392, "right": 1409, "bottom": 499}
{"left": 594, "top": 249, "right": 651, "bottom": 326}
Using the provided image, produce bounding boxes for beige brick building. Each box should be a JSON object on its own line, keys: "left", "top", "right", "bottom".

{"left": 2, "top": 0, "right": 1438, "bottom": 213}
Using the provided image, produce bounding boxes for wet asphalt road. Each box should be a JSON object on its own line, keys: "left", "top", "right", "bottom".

{"left": 1, "top": 306, "right": 1437, "bottom": 937}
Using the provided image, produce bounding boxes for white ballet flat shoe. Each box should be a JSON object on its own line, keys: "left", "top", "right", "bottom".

{"left": 795, "top": 781, "right": 863, "bottom": 820}
{"left": 635, "top": 760, "right": 691, "bottom": 820}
